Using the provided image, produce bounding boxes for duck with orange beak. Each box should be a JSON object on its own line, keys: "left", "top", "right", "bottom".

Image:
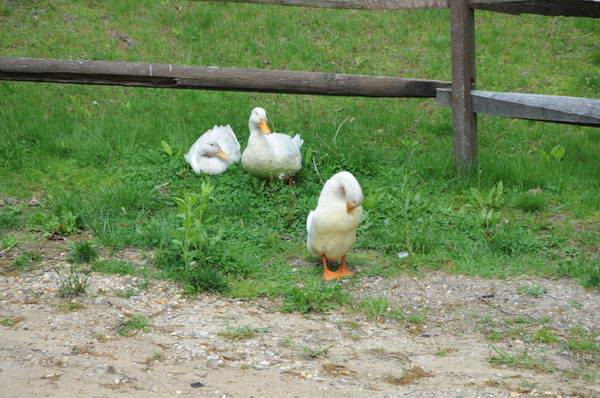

{"left": 306, "top": 171, "right": 363, "bottom": 280}
{"left": 241, "top": 107, "right": 303, "bottom": 182}
{"left": 185, "top": 125, "right": 241, "bottom": 175}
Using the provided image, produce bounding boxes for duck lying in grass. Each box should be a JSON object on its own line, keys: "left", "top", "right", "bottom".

{"left": 306, "top": 171, "right": 363, "bottom": 280}
{"left": 241, "top": 107, "right": 303, "bottom": 182}
{"left": 185, "top": 125, "right": 241, "bottom": 175}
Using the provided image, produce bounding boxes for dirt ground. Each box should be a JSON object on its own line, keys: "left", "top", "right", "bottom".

{"left": 1, "top": 236, "right": 599, "bottom": 398}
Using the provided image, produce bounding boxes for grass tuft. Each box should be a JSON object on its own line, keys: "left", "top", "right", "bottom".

{"left": 488, "top": 345, "right": 556, "bottom": 373}
{"left": 301, "top": 345, "right": 331, "bottom": 360}
{"left": 532, "top": 328, "right": 560, "bottom": 344}
{"left": 384, "top": 366, "right": 433, "bottom": 385}
{"left": 57, "top": 302, "right": 85, "bottom": 313}
{"left": 56, "top": 264, "right": 90, "bottom": 298}
{"left": 565, "top": 339, "right": 600, "bottom": 353}
{"left": 0, "top": 206, "right": 21, "bottom": 231}
{"left": 9, "top": 252, "right": 42, "bottom": 272}
{"left": 581, "top": 266, "right": 600, "bottom": 290}
{"left": 516, "top": 285, "right": 547, "bottom": 297}
{"left": 92, "top": 260, "right": 141, "bottom": 275}
{"left": 515, "top": 192, "right": 546, "bottom": 213}
{"left": 117, "top": 315, "right": 151, "bottom": 336}
{"left": 281, "top": 281, "right": 351, "bottom": 313}
{"left": 357, "top": 297, "right": 392, "bottom": 320}
{"left": 183, "top": 266, "right": 229, "bottom": 295}
{"left": 218, "top": 325, "right": 268, "bottom": 340}
{"left": 69, "top": 240, "right": 99, "bottom": 264}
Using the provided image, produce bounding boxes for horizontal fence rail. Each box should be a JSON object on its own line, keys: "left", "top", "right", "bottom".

{"left": 471, "top": 0, "right": 600, "bottom": 18}
{"left": 437, "top": 88, "right": 600, "bottom": 127}
{"left": 202, "top": 0, "right": 447, "bottom": 9}
{"left": 0, "top": 57, "right": 450, "bottom": 98}
{"left": 203, "top": 0, "right": 600, "bottom": 18}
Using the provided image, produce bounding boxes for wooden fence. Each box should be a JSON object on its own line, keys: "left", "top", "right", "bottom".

{"left": 1, "top": 0, "right": 599, "bottom": 173}
{"left": 0, "top": 57, "right": 450, "bottom": 98}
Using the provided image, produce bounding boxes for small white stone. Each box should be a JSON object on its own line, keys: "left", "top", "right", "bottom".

{"left": 397, "top": 251, "right": 410, "bottom": 259}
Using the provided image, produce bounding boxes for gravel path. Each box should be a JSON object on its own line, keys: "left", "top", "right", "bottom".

{"left": 1, "top": 261, "right": 599, "bottom": 397}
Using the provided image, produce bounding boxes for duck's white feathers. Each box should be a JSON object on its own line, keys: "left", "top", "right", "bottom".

{"left": 241, "top": 108, "right": 303, "bottom": 180}
{"left": 185, "top": 125, "right": 241, "bottom": 175}
{"left": 306, "top": 171, "right": 363, "bottom": 261}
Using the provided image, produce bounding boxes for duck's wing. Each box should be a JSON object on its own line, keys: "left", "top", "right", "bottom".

{"left": 215, "top": 125, "right": 241, "bottom": 162}
{"left": 291, "top": 134, "right": 303, "bottom": 151}
{"left": 267, "top": 133, "right": 302, "bottom": 158}
{"left": 185, "top": 130, "right": 213, "bottom": 173}
{"left": 306, "top": 210, "right": 315, "bottom": 234}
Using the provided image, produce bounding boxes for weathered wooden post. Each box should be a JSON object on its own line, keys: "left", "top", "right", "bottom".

{"left": 450, "top": 0, "right": 477, "bottom": 174}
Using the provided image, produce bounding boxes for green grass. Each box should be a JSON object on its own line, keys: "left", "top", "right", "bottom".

{"left": 565, "top": 339, "right": 600, "bottom": 353}
{"left": 1, "top": 1, "right": 599, "bottom": 303}
{"left": 532, "top": 328, "right": 560, "bottom": 344}
{"left": 516, "top": 285, "right": 547, "bottom": 297}
{"left": 489, "top": 345, "right": 556, "bottom": 373}
{"left": 0, "top": 234, "right": 19, "bottom": 253}
{"left": 117, "top": 315, "right": 151, "bottom": 336}
{"left": 68, "top": 240, "right": 98, "bottom": 264}
{"left": 301, "top": 345, "right": 332, "bottom": 360}
{"left": 357, "top": 297, "right": 393, "bottom": 320}
{"left": 114, "top": 288, "right": 138, "bottom": 298}
{"left": 9, "top": 251, "right": 42, "bottom": 272}
{"left": 281, "top": 280, "right": 351, "bottom": 313}
{"left": 0, "top": 317, "right": 19, "bottom": 327}
{"left": 218, "top": 325, "right": 269, "bottom": 340}
{"left": 57, "top": 301, "right": 85, "bottom": 313}
{"left": 92, "top": 260, "right": 142, "bottom": 275}
{"left": 0, "top": 205, "right": 21, "bottom": 231}
{"left": 514, "top": 192, "right": 547, "bottom": 213}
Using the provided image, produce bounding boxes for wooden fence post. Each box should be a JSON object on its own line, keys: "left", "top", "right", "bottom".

{"left": 450, "top": 0, "right": 477, "bottom": 174}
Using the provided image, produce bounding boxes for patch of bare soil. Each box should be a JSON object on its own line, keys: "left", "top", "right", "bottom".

{"left": 1, "top": 237, "right": 599, "bottom": 397}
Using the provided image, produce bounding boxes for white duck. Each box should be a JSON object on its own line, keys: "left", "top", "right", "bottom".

{"left": 241, "top": 107, "right": 303, "bottom": 181}
{"left": 306, "top": 171, "right": 363, "bottom": 280}
{"left": 185, "top": 125, "right": 241, "bottom": 175}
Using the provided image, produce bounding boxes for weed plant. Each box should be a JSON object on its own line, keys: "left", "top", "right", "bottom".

{"left": 57, "top": 264, "right": 90, "bottom": 298}
{"left": 157, "top": 184, "right": 231, "bottom": 294}
{"left": 69, "top": 241, "right": 98, "bottom": 264}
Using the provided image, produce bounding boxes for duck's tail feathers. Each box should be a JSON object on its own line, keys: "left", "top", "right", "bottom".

{"left": 292, "top": 135, "right": 304, "bottom": 149}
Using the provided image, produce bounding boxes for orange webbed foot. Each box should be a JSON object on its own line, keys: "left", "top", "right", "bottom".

{"left": 337, "top": 256, "right": 354, "bottom": 278}
{"left": 321, "top": 255, "right": 353, "bottom": 280}
{"left": 322, "top": 255, "right": 337, "bottom": 280}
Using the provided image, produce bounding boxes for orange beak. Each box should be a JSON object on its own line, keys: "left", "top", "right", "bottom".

{"left": 258, "top": 119, "right": 271, "bottom": 134}
{"left": 216, "top": 150, "right": 230, "bottom": 160}
{"left": 346, "top": 203, "right": 354, "bottom": 213}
